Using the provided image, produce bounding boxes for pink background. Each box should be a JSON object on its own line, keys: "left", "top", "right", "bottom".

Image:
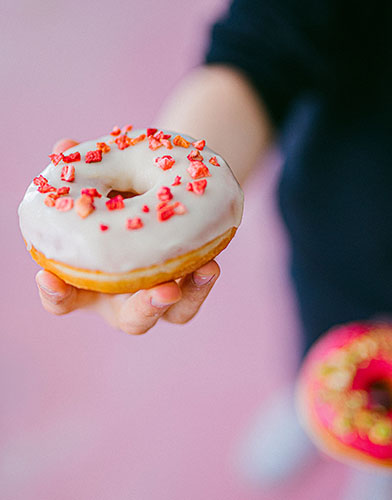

{"left": 2, "top": 0, "right": 348, "bottom": 498}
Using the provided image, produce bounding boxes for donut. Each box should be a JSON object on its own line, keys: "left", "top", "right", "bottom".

{"left": 18, "top": 126, "right": 243, "bottom": 293}
{"left": 296, "top": 321, "right": 392, "bottom": 469}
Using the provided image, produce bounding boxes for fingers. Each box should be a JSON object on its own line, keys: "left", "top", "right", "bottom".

{"left": 115, "top": 282, "right": 182, "bottom": 335}
{"left": 52, "top": 138, "right": 79, "bottom": 154}
{"left": 36, "top": 270, "right": 97, "bottom": 315}
{"left": 163, "top": 260, "right": 220, "bottom": 324}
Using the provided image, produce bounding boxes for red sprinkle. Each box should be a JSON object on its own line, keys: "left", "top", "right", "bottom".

{"left": 115, "top": 134, "right": 132, "bottom": 150}
{"left": 126, "top": 217, "right": 143, "bottom": 230}
{"left": 157, "top": 186, "right": 173, "bottom": 202}
{"left": 157, "top": 204, "right": 175, "bottom": 222}
{"left": 44, "top": 193, "right": 58, "bottom": 207}
{"left": 122, "top": 124, "right": 133, "bottom": 134}
{"left": 61, "top": 164, "right": 75, "bottom": 182}
{"left": 106, "top": 194, "right": 125, "bottom": 210}
{"left": 155, "top": 155, "right": 175, "bottom": 171}
{"left": 209, "top": 156, "right": 220, "bottom": 166}
{"left": 81, "top": 188, "right": 102, "bottom": 198}
{"left": 148, "top": 135, "right": 163, "bottom": 151}
{"left": 75, "top": 194, "right": 95, "bottom": 218}
{"left": 173, "top": 135, "right": 190, "bottom": 148}
{"left": 171, "top": 175, "right": 181, "bottom": 186}
{"left": 63, "top": 152, "right": 81, "bottom": 163}
{"left": 187, "top": 160, "right": 211, "bottom": 179}
{"left": 187, "top": 150, "right": 203, "bottom": 162}
{"left": 110, "top": 125, "right": 121, "bottom": 136}
{"left": 142, "top": 205, "right": 150, "bottom": 213}
{"left": 187, "top": 179, "right": 207, "bottom": 195}
{"left": 57, "top": 186, "right": 70, "bottom": 196}
{"left": 193, "top": 179, "right": 207, "bottom": 195}
{"left": 85, "top": 150, "right": 102, "bottom": 163}
{"left": 192, "top": 139, "right": 206, "bottom": 151}
{"left": 129, "top": 133, "right": 146, "bottom": 145}
{"left": 100, "top": 224, "right": 109, "bottom": 232}
{"left": 96, "top": 142, "right": 111, "bottom": 153}
{"left": 146, "top": 128, "right": 158, "bottom": 137}
{"left": 55, "top": 197, "right": 74, "bottom": 212}
{"left": 48, "top": 153, "right": 64, "bottom": 165}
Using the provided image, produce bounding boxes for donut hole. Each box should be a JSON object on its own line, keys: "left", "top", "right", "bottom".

{"left": 368, "top": 380, "right": 392, "bottom": 411}
{"left": 106, "top": 189, "right": 140, "bottom": 200}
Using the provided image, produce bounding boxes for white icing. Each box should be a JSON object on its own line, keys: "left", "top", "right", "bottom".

{"left": 18, "top": 129, "right": 243, "bottom": 273}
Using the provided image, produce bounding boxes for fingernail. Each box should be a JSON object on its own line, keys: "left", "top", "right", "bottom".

{"left": 150, "top": 297, "right": 175, "bottom": 308}
{"left": 192, "top": 273, "right": 216, "bottom": 287}
{"left": 37, "top": 282, "right": 62, "bottom": 298}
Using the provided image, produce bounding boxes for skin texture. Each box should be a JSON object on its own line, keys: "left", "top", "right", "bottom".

{"left": 36, "top": 65, "right": 273, "bottom": 334}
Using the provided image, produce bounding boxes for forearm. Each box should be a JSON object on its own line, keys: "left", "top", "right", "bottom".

{"left": 156, "top": 64, "right": 274, "bottom": 186}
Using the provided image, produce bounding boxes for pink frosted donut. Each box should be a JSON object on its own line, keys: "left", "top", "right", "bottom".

{"left": 296, "top": 322, "right": 392, "bottom": 469}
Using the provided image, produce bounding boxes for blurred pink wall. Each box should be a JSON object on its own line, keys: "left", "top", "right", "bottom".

{"left": 1, "top": 0, "right": 348, "bottom": 498}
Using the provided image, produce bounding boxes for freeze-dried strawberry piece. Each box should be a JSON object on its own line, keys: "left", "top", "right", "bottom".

{"left": 55, "top": 197, "right": 74, "bottom": 212}
{"left": 193, "top": 179, "right": 207, "bottom": 195}
{"left": 155, "top": 155, "right": 175, "bottom": 171}
{"left": 33, "top": 175, "right": 48, "bottom": 187}
{"left": 61, "top": 164, "right": 75, "bottom": 182}
{"left": 148, "top": 135, "right": 163, "bottom": 151}
{"left": 126, "top": 217, "right": 143, "bottom": 230}
{"left": 187, "top": 160, "right": 211, "bottom": 179}
{"left": 122, "top": 124, "right": 133, "bottom": 134}
{"left": 161, "top": 138, "right": 173, "bottom": 149}
{"left": 57, "top": 186, "right": 70, "bottom": 196}
{"left": 157, "top": 204, "right": 175, "bottom": 222}
{"left": 187, "top": 150, "right": 203, "bottom": 162}
{"left": 192, "top": 139, "right": 206, "bottom": 151}
{"left": 171, "top": 175, "right": 181, "bottom": 186}
{"left": 110, "top": 125, "right": 121, "bottom": 136}
{"left": 157, "top": 186, "right": 173, "bottom": 202}
{"left": 146, "top": 128, "right": 158, "bottom": 137}
{"left": 85, "top": 150, "right": 102, "bottom": 163}
{"left": 81, "top": 188, "right": 102, "bottom": 198}
{"left": 100, "top": 224, "right": 109, "bottom": 231}
{"left": 129, "top": 133, "right": 146, "bottom": 145}
{"left": 186, "top": 182, "right": 193, "bottom": 192}
{"left": 44, "top": 193, "right": 58, "bottom": 207}
{"left": 155, "top": 131, "right": 171, "bottom": 141}
{"left": 173, "top": 135, "right": 190, "bottom": 148}
{"left": 209, "top": 156, "right": 220, "bottom": 166}
{"left": 173, "top": 201, "right": 186, "bottom": 215}
{"left": 115, "top": 134, "right": 132, "bottom": 150}
{"left": 96, "top": 142, "right": 111, "bottom": 153}
{"left": 75, "top": 194, "right": 95, "bottom": 218}
{"left": 142, "top": 205, "right": 150, "bottom": 213}
{"left": 106, "top": 194, "right": 124, "bottom": 210}
{"left": 48, "top": 153, "right": 64, "bottom": 165}
{"left": 63, "top": 152, "right": 81, "bottom": 163}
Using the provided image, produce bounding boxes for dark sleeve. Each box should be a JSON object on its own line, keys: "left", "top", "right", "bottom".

{"left": 205, "top": 0, "right": 337, "bottom": 126}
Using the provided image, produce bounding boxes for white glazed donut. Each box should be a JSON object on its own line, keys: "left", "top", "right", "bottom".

{"left": 18, "top": 126, "right": 243, "bottom": 293}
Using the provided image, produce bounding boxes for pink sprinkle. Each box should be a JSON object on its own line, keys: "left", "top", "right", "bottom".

{"left": 155, "top": 155, "right": 175, "bottom": 170}
{"left": 126, "top": 217, "right": 143, "bottom": 230}
{"left": 142, "top": 205, "right": 150, "bottom": 213}
{"left": 61, "top": 164, "right": 75, "bottom": 182}
{"left": 55, "top": 197, "right": 74, "bottom": 212}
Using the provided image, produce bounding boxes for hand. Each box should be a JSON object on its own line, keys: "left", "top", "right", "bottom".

{"left": 35, "top": 139, "right": 220, "bottom": 334}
